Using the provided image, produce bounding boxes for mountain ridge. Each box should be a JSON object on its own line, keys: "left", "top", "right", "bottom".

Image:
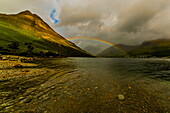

{"left": 98, "top": 39, "right": 170, "bottom": 58}
{"left": 128, "top": 39, "right": 170, "bottom": 58}
{"left": 97, "top": 44, "right": 137, "bottom": 57}
{"left": 0, "top": 10, "right": 92, "bottom": 57}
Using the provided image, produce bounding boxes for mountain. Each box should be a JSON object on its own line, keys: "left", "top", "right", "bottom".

{"left": 83, "top": 46, "right": 100, "bottom": 55}
{"left": 98, "top": 39, "right": 170, "bottom": 58}
{"left": 0, "top": 10, "right": 92, "bottom": 57}
{"left": 128, "top": 39, "right": 170, "bottom": 58}
{"left": 98, "top": 44, "right": 137, "bottom": 57}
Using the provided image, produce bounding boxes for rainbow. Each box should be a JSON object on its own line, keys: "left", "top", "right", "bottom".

{"left": 66, "top": 37, "right": 127, "bottom": 55}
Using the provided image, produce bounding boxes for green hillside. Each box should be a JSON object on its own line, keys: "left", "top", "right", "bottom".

{"left": 128, "top": 39, "right": 170, "bottom": 58}
{"left": 0, "top": 10, "right": 92, "bottom": 57}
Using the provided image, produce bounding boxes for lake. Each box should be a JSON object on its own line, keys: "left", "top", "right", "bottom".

{"left": 1, "top": 58, "right": 170, "bottom": 112}
{"left": 32, "top": 58, "right": 170, "bottom": 112}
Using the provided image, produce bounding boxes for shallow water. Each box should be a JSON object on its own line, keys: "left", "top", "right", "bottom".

{"left": 42, "top": 58, "right": 170, "bottom": 81}
{"left": 1, "top": 58, "right": 170, "bottom": 112}
{"left": 34, "top": 58, "right": 170, "bottom": 112}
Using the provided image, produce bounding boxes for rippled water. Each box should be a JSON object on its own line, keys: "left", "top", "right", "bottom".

{"left": 3, "top": 58, "right": 169, "bottom": 112}
{"left": 40, "top": 58, "right": 170, "bottom": 81}
{"left": 37, "top": 58, "right": 170, "bottom": 99}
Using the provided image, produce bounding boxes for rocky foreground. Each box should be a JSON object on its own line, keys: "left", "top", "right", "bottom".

{"left": 0, "top": 55, "right": 169, "bottom": 113}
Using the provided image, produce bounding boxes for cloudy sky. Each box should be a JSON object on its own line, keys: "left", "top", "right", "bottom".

{"left": 0, "top": 0, "right": 170, "bottom": 53}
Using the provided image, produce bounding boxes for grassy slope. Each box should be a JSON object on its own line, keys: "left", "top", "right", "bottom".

{"left": 0, "top": 11, "right": 91, "bottom": 57}
{"left": 128, "top": 39, "right": 170, "bottom": 58}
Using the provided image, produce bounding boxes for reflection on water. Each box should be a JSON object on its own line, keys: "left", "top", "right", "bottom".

{"left": 37, "top": 58, "right": 170, "bottom": 81}
{"left": 12, "top": 58, "right": 170, "bottom": 112}
{"left": 68, "top": 58, "right": 170, "bottom": 81}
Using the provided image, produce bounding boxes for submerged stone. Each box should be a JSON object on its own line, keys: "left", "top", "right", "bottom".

{"left": 118, "top": 94, "right": 125, "bottom": 100}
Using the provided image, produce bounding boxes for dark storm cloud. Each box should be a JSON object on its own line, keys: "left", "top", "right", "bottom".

{"left": 58, "top": 1, "right": 103, "bottom": 26}
{"left": 56, "top": 0, "right": 170, "bottom": 50}
{"left": 117, "top": 0, "right": 169, "bottom": 32}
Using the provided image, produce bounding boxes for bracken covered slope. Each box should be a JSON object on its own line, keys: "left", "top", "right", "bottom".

{"left": 0, "top": 10, "right": 92, "bottom": 57}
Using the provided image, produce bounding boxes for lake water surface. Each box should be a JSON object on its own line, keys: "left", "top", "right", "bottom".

{"left": 44, "top": 58, "right": 170, "bottom": 81}
{"left": 34, "top": 58, "right": 170, "bottom": 112}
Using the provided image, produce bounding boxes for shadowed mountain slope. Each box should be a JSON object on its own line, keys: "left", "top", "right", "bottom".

{"left": 128, "top": 39, "right": 170, "bottom": 58}
{"left": 98, "top": 44, "right": 137, "bottom": 57}
{"left": 98, "top": 39, "right": 170, "bottom": 58}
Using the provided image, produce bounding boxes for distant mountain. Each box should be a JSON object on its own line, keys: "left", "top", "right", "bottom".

{"left": 83, "top": 46, "right": 101, "bottom": 55}
{"left": 128, "top": 39, "right": 170, "bottom": 58}
{"left": 0, "top": 10, "right": 92, "bottom": 57}
{"left": 98, "top": 44, "right": 137, "bottom": 57}
{"left": 98, "top": 39, "right": 170, "bottom": 58}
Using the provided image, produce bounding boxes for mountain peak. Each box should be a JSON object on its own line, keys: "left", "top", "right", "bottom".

{"left": 18, "top": 10, "right": 33, "bottom": 15}
{"left": 0, "top": 11, "right": 92, "bottom": 57}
